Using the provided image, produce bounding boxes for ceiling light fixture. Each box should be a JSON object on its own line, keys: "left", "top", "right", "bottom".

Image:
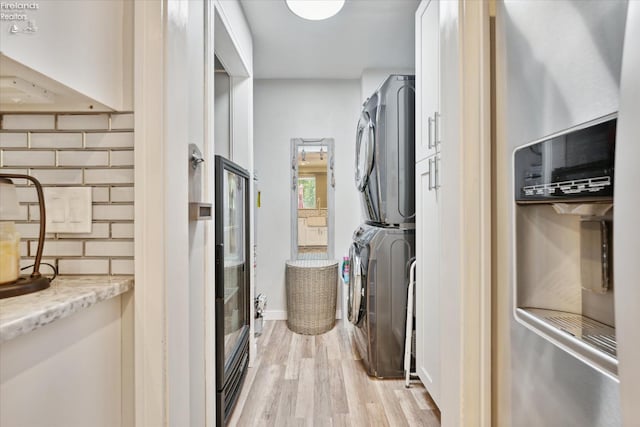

{"left": 286, "top": 0, "right": 345, "bottom": 21}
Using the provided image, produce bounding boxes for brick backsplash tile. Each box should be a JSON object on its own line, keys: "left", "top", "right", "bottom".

{"left": 92, "top": 187, "right": 110, "bottom": 202}
{"left": 19, "top": 258, "right": 56, "bottom": 273}
{"left": 110, "top": 186, "right": 134, "bottom": 202}
{"left": 111, "top": 223, "right": 134, "bottom": 239}
{"left": 15, "top": 187, "right": 39, "bottom": 203}
{"left": 19, "top": 241, "right": 28, "bottom": 257}
{"left": 57, "top": 114, "right": 109, "bottom": 130}
{"left": 58, "top": 259, "right": 110, "bottom": 275}
{"left": 3, "top": 150, "right": 55, "bottom": 167}
{"left": 30, "top": 240, "right": 84, "bottom": 257}
{"left": 93, "top": 204, "right": 134, "bottom": 221}
{"left": 110, "top": 150, "right": 134, "bottom": 167}
{"left": 85, "top": 168, "right": 134, "bottom": 185}
{"left": 30, "top": 168, "right": 83, "bottom": 185}
{"left": 58, "top": 150, "right": 109, "bottom": 167}
{"left": 30, "top": 132, "right": 83, "bottom": 149}
{"left": 86, "top": 132, "right": 134, "bottom": 148}
{"left": 111, "top": 259, "right": 134, "bottom": 275}
{"left": 28, "top": 204, "right": 41, "bottom": 221}
{"left": 58, "top": 223, "right": 110, "bottom": 239}
{"left": 14, "top": 223, "right": 43, "bottom": 239}
{"left": 85, "top": 240, "right": 134, "bottom": 257}
{"left": 2, "top": 114, "right": 55, "bottom": 130}
{"left": 8, "top": 113, "right": 135, "bottom": 275}
{"left": 111, "top": 113, "right": 134, "bottom": 130}
{"left": 0, "top": 132, "right": 28, "bottom": 148}
{"left": 5, "top": 205, "right": 29, "bottom": 221}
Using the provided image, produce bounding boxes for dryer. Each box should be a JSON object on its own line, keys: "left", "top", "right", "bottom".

{"left": 355, "top": 75, "right": 416, "bottom": 226}
{"left": 347, "top": 223, "right": 415, "bottom": 378}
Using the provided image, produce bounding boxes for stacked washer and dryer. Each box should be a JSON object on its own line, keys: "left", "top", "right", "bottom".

{"left": 347, "top": 75, "right": 416, "bottom": 378}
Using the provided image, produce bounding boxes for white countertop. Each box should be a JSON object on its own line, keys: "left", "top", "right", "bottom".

{"left": 0, "top": 276, "right": 133, "bottom": 343}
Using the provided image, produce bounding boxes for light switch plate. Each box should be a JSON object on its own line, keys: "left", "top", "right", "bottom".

{"left": 44, "top": 187, "right": 92, "bottom": 233}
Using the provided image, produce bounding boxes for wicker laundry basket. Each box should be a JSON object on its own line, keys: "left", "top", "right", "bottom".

{"left": 285, "top": 259, "right": 338, "bottom": 335}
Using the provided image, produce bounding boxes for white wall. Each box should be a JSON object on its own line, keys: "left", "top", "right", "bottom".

{"left": 254, "top": 79, "right": 361, "bottom": 318}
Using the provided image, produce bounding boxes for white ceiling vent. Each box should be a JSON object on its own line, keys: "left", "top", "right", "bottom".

{"left": 0, "top": 76, "right": 55, "bottom": 105}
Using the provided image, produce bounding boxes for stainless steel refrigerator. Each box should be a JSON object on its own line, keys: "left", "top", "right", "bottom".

{"left": 496, "top": 1, "right": 630, "bottom": 425}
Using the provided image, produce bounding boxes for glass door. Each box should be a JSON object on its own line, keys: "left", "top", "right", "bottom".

{"left": 215, "top": 156, "right": 250, "bottom": 386}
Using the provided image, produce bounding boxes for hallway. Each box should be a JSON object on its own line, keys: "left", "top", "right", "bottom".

{"left": 229, "top": 321, "right": 441, "bottom": 426}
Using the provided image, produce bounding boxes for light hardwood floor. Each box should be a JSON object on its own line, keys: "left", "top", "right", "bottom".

{"left": 228, "top": 320, "right": 441, "bottom": 426}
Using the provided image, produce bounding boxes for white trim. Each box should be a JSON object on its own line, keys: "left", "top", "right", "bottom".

{"left": 264, "top": 310, "right": 288, "bottom": 321}
{"left": 459, "top": 0, "right": 492, "bottom": 425}
{"left": 263, "top": 309, "right": 343, "bottom": 321}
{"left": 134, "top": 1, "right": 166, "bottom": 425}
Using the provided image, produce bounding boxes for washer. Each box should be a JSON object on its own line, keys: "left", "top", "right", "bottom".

{"left": 347, "top": 223, "right": 415, "bottom": 378}
{"left": 355, "top": 75, "right": 416, "bottom": 226}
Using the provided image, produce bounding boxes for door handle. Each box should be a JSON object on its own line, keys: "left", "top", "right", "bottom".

{"left": 434, "top": 112, "right": 441, "bottom": 147}
{"left": 428, "top": 116, "right": 435, "bottom": 149}
{"left": 428, "top": 157, "right": 434, "bottom": 191}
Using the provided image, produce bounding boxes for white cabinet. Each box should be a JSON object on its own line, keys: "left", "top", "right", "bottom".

{"left": 0, "top": 0, "right": 133, "bottom": 111}
{"left": 415, "top": 156, "right": 441, "bottom": 405}
{"left": 415, "top": 0, "right": 440, "bottom": 162}
{"left": 298, "top": 218, "right": 328, "bottom": 246}
{"left": 415, "top": 0, "right": 442, "bottom": 407}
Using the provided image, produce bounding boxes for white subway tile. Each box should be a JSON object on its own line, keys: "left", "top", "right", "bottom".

{"left": 110, "top": 113, "right": 134, "bottom": 130}
{"left": 92, "top": 187, "right": 110, "bottom": 202}
{"left": 58, "top": 150, "right": 109, "bottom": 167}
{"left": 30, "top": 132, "right": 83, "bottom": 149}
{"left": 20, "top": 258, "right": 56, "bottom": 273}
{"left": 86, "top": 132, "right": 134, "bottom": 148}
{"left": 30, "top": 240, "right": 83, "bottom": 257}
{"left": 10, "top": 205, "right": 29, "bottom": 221}
{"left": 85, "top": 240, "right": 134, "bottom": 257}
{"left": 0, "top": 168, "right": 27, "bottom": 176}
{"left": 14, "top": 223, "right": 42, "bottom": 239}
{"left": 20, "top": 241, "right": 28, "bottom": 257}
{"left": 85, "top": 168, "right": 133, "bottom": 185}
{"left": 93, "top": 204, "right": 134, "bottom": 221}
{"left": 110, "top": 186, "right": 134, "bottom": 202}
{"left": 111, "top": 222, "right": 134, "bottom": 238}
{"left": 110, "top": 150, "right": 134, "bottom": 167}
{"left": 0, "top": 133, "right": 28, "bottom": 148}
{"left": 57, "top": 114, "right": 109, "bottom": 130}
{"left": 15, "top": 187, "right": 39, "bottom": 203}
{"left": 2, "top": 114, "right": 55, "bottom": 130}
{"left": 58, "top": 259, "right": 110, "bottom": 275}
{"left": 30, "top": 168, "right": 83, "bottom": 185}
{"left": 58, "top": 223, "right": 110, "bottom": 239}
{"left": 28, "top": 204, "right": 41, "bottom": 221}
{"left": 111, "top": 259, "right": 134, "bottom": 275}
{"left": 3, "top": 150, "right": 55, "bottom": 167}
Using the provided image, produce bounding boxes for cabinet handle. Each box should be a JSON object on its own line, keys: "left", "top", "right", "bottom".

{"left": 434, "top": 155, "right": 441, "bottom": 189}
{"left": 434, "top": 112, "right": 441, "bottom": 147}
{"left": 428, "top": 116, "right": 435, "bottom": 149}
{"left": 428, "top": 157, "right": 434, "bottom": 191}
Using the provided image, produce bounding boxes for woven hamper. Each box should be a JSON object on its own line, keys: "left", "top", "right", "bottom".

{"left": 285, "top": 260, "right": 338, "bottom": 335}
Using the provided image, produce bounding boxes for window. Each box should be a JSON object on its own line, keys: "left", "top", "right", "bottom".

{"left": 298, "top": 177, "right": 317, "bottom": 209}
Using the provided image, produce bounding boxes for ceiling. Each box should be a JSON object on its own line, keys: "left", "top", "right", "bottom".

{"left": 239, "top": 0, "right": 419, "bottom": 79}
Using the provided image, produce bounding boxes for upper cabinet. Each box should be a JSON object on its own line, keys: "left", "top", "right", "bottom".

{"left": 415, "top": 0, "right": 440, "bottom": 162}
{"left": 0, "top": 0, "right": 133, "bottom": 112}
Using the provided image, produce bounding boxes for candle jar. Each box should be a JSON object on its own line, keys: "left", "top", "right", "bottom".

{"left": 0, "top": 221, "right": 20, "bottom": 285}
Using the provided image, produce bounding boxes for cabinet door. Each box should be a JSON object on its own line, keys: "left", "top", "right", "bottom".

{"left": 415, "top": 0, "right": 440, "bottom": 162}
{"left": 415, "top": 156, "right": 441, "bottom": 405}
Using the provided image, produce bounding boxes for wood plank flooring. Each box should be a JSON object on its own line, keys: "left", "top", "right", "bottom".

{"left": 228, "top": 320, "right": 441, "bottom": 427}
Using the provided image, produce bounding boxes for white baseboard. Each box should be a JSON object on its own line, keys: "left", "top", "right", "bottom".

{"left": 263, "top": 310, "right": 287, "bottom": 320}
{"left": 263, "top": 309, "right": 343, "bottom": 321}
